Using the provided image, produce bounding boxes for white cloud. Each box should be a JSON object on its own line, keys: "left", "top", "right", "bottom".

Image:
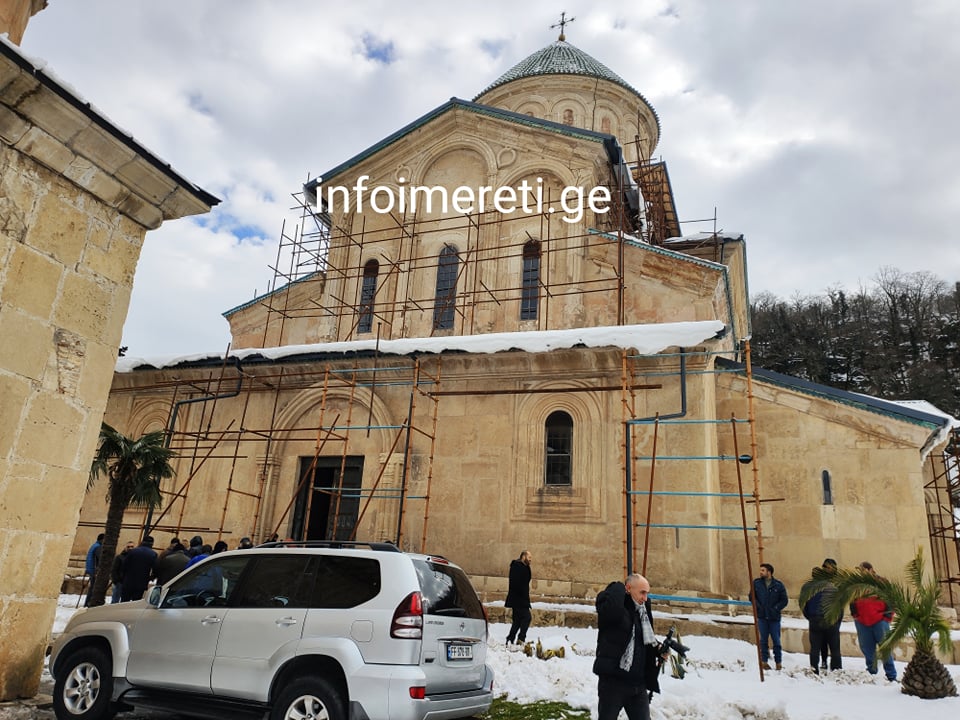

{"left": 19, "top": 0, "right": 960, "bottom": 354}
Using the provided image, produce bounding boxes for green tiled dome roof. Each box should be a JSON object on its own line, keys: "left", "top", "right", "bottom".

{"left": 476, "top": 40, "right": 642, "bottom": 98}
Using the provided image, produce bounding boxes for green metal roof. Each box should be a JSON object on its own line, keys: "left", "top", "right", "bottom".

{"left": 474, "top": 40, "right": 660, "bottom": 135}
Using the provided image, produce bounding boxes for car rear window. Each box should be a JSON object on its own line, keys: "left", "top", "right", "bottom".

{"left": 413, "top": 559, "right": 485, "bottom": 620}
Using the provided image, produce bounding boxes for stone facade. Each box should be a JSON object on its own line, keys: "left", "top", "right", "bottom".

{"left": 0, "top": 40, "right": 215, "bottom": 700}
{"left": 73, "top": 36, "right": 958, "bottom": 638}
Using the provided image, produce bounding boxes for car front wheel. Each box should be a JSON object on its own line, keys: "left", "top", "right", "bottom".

{"left": 52, "top": 645, "right": 115, "bottom": 720}
{"left": 271, "top": 676, "right": 343, "bottom": 720}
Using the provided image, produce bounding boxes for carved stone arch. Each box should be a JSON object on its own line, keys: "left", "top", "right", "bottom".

{"left": 516, "top": 378, "right": 604, "bottom": 427}
{"left": 551, "top": 97, "right": 587, "bottom": 126}
{"left": 412, "top": 139, "right": 496, "bottom": 192}
{"left": 127, "top": 398, "right": 173, "bottom": 436}
{"left": 260, "top": 379, "right": 402, "bottom": 539}
{"left": 419, "top": 231, "right": 463, "bottom": 258}
{"left": 501, "top": 163, "right": 582, "bottom": 194}
{"left": 273, "top": 382, "right": 394, "bottom": 455}
{"left": 516, "top": 100, "right": 546, "bottom": 118}
{"left": 509, "top": 378, "right": 607, "bottom": 522}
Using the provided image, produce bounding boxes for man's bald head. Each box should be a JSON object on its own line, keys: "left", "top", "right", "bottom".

{"left": 625, "top": 573, "right": 650, "bottom": 603}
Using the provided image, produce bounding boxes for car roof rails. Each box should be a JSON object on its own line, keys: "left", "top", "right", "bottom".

{"left": 257, "top": 540, "right": 402, "bottom": 552}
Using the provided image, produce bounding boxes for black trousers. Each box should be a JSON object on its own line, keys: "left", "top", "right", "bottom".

{"left": 809, "top": 622, "right": 842, "bottom": 671}
{"left": 597, "top": 676, "right": 649, "bottom": 720}
{"left": 506, "top": 606, "right": 531, "bottom": 643}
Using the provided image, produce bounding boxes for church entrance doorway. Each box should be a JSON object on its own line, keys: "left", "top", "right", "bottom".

{"left": 291, "top": 456, "right": 364, "bottom": 541}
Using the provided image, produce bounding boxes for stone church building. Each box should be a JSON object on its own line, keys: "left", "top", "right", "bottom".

{"left": 80, "top": 34, "right": 960, "bottom": 609}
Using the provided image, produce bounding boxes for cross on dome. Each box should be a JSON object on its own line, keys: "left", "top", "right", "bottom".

{"left": 550, "top": 11, "right": 576, "bottom": 41}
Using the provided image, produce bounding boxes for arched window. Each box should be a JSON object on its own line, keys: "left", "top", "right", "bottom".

{"left": 562, "top": 109, "right": 574, "bottom": 126}
{"left": 545, "top": 411, "right": 573, "bottom": 485}
{"left": 357, "top": 259, "right": 379, "bottom": 333}
{"left": 821, "top": 470, "right": 833, "bottom": 505}
{"left": 521, "top": 240, "right": 540, "bottom": 320}
{"left": 433, "top": 245, "right": 459, "bottom": 330}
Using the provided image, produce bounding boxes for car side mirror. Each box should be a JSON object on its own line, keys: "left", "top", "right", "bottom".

{"left": 147, "top": 585, "right": 162, "bottom": 607}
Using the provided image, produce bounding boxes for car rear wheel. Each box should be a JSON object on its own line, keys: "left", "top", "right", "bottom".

{"left": 272, "top": 676, "right": 343, "bottom": 720}
{"left": 52, "top": 645, "right": 115, "bottom": 720}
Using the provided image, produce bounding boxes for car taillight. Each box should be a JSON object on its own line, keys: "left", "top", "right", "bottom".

{"left": 409, "top": 686, "right": 426, "bottom": 700}
{"left": 391, "top": 591, "right": 423, "bottom": 639}
{"left": 482, "top": 604, "right": 489, "bottom": 638}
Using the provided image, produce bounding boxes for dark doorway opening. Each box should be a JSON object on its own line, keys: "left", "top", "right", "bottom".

{"left": 291, "top": 456, "right": 364, "bottom": 541}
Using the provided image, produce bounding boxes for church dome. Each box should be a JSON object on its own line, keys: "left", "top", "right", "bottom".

{"left": 476, "top": 40, "right": 641, "bottom": 100}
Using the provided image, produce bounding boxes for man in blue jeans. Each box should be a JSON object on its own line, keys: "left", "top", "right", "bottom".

{"left": 752, "top": 562, "right": 789, "bottom": 670}
{"left": 850, "top": 561, "right": 897, "bottom": 681}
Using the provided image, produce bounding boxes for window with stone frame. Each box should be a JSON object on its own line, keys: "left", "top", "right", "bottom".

{"left": 521, "top": 240, "right": 541, "bottom": 320}
{"left": 357, "top": 259, "right": 379, "bottom": 333}
{"left": 433, "top": 244, "right": 459, "bottom": 330}
{"left": 544, "top": 410, "right": 573, "bottom": 485}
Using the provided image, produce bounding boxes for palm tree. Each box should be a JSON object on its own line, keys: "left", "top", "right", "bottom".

{"left": 85, "top": 423, "right": 175, "bottom": 606}
{"left": 800, "top": 547, "right": 957, "bottom": 699}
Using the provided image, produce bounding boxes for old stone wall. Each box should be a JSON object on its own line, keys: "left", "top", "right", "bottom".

{"left": 0, "top": 141, "right": 145, "bottom": 700}
{"left": 0, "top": 42, "right": 214, "bottom": 700}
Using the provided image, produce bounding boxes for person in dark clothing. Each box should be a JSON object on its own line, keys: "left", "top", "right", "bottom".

{"left": 186, "top": 544, "right": 213, "bottom": 568}
{"left": 505, "top": 550, "right": 532, "bottom": 645}
{"left": 238, "top": 536, "right": 254, "bottom": 550}
{"left": 751, "top": 562, "right": 789, "bottom": 670}
{"left": 802, "top": 559, "right": 843, "bottom": 673}
{"left": 83, "top": 533, "right": 104, "bottom": 607}
{"left": 187, "top": 535, "right": 204, "bottom": 558}
{"left": 121, "top": 536, "right": 158, "bottom": 601}
{"left": 110, "top": 541, "right": 134, "bottom": 603}
{"left": 593, "top": 574, "right": 663, "bottom": 720}
{"left": 154, "top": 540, "right": 190, "bottom": 586}
{"left": 212, "top": 540, "right": 229, "bottom": 554}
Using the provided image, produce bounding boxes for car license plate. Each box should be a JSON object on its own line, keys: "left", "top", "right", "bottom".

{"left": 447, "top": 643, "right": 473, "bottom": 661}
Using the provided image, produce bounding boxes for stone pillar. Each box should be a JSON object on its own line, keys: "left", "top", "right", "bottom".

{"left": 0, "top": 0, "right": 47, "bottom": 46}
{"left": 0, "top": 41, "right": 216, "bottom": 700}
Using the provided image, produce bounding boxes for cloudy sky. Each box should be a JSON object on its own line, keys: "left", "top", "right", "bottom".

{"left": 17, "top": 1, "right": 960, "bottom": 356}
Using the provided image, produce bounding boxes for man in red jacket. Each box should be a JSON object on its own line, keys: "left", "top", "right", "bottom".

{"left": 850, "top": 561, "right": 897, "bottom": 681}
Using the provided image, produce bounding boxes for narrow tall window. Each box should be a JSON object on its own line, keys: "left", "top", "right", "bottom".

{"left": 545, "top": 411, "right": 573, "bottom": 485}
{"left": 358, "top": 259, "right": 379, "bottom": 333}
{"left": 521, "top": 240, "right": 540, "bottom": 320}
{"left": 433, "top": 245, "right": 459, "bottom": 330}
{"left": 562, "top": 109, "right": 574, "bottom": 125}
{"left": 600, "top": 117, "right": 611, "bottom": 134}
{"left": 821, "top": 470, "right": 833, "bottom": 505}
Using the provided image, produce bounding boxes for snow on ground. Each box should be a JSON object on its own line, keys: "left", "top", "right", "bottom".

{"left": 50, "top": 595, "right": 960, "bottom": 719}
{"left": 487, "top": 620, "right": 960, "bottom": 720}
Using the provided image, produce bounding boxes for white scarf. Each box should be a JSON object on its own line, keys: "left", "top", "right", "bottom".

{"left": 619, "top": 601, "right": 657, "bottom": 671}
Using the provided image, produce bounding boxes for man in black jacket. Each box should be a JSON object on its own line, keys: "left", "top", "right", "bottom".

{"left": 593, "top": 574, "right": 662, "bottom": 720}
{"left": 505, "top": 550, "right": 532, "bottom": 645}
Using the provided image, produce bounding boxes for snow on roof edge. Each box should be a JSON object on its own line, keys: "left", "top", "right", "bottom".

{"left": 116, "top": 321, "right": 726, "bottom": 373}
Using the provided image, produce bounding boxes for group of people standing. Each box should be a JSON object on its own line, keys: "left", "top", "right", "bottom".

{"left": 502, "top": 552, "right": 899, "bottom": 720}
{"left": 752, "top": 558, "right": 897, "bottom": 681}
{"left": 82, "top": 532, "right": 253, "bottom": 604}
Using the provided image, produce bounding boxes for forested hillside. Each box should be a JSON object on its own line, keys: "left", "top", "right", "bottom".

{"left": 749, "top": 267, "right": 960, "bottom": 418}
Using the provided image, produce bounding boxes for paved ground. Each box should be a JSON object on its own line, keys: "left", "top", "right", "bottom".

{"left": 0, "top": 677, "right": 182, "bottom": 720}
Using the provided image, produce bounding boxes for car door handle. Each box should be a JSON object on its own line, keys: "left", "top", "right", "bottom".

{"left": 276, "top": 617, "right": 299, "bottom": 627}
{"left": 200, "top": 615, "right": 222, "bottom": 625}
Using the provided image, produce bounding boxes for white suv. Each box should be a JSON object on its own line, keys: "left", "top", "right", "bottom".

{"left": 50, "top": 541, "right": 494, "bottom": 720}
